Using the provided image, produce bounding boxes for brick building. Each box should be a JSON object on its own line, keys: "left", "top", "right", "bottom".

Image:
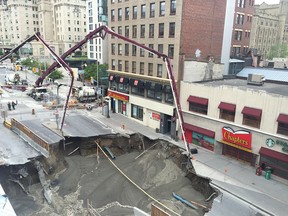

{"left": 231, "top": 0, "right": 255, "bottom": 57}
{"left": 107, "top": 0, "right": 227, "bottom": 138}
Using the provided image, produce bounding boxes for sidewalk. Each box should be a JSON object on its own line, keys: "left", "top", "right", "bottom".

{"left": 88, "top": 110, "right": 288, "bottom": 216}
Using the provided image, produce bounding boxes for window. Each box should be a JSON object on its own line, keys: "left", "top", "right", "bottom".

{"left": 111, "top": 59, "right": 116, "bottom": 70}
{"left": 125, "top": 7, "right": 129, "bottom": 20}
{"left": 169, "top": 22, "right": 175, "bottom": 38}
{"left": 132, "top": 45, "right": 137, "bottom": 56}
{"left": 150, "top": 3, "right": 155, "bottom": 18}
{"left": 140, "top": 25, "right": 145, "bottom": 38}
{"left": 147, "top": 83, "right": 162, "bottom": 101}
{"left": 125, "top": 43, "right": 129, "bottom": 56}
{"left": 236, "top": 14, "right": 244, "bottom": 25}
{"left": 159, "top": 1, "right": 165, "bottom": 16}
{"left": 218, "top": 102, "right": 236, "bottom": 122}
{"left": 140, "top": 62, "right": 144, "bottom": 74}
{"left": 118, "top": 26, "right": 122, "bottom": 35}
{"left": 133, "top": 6, "right": 137, "bottom": 19}
{"left": 164, "top": 85, "right": 173, "bottom": 104}
{"left": 111, "top": 9, "right": 115, "bottom": 21}
{"left": 125, "top": 60, "right": 129, "bottom": 72}
{"left": 149, "top": 24, "right": 154, "bottom": 38}
{"left": 168, "top": 44, "right": 174, "bottom": 58}
{"left": 234, "top": 30, "right": 242, "bottom": 41}
{"left": 148, "top": 44, "right": 154, "bottom": 57}
{"left": 232, "top": 46, "right": 241, "bottom": 56}
{"left": 237, "top": 0, "right": 245, "bottom": 8}
{"left": 159, "top": 23, "right": 164, "bottom": 38}
{"left": 141, "top": 4, "right": 146, "bottom": 18}
{"left": 118, "top": 43, "right": 122, "bottom": 55}
{"left": 157, "top": 64, "right": 163, "bottom": 77}
{"left": 131, "top": 104, "right": 143, "bottom": 121}
{"left": 188, "top": 96, "right": 208, "bottom": 115}
{"left": 140, "top": 48, "right": 145, "bottom": 57}
{"left": 158, "top": 44, "right": 163, "bottom": 53}
{"left": 125, "top": 26, "right": 129, "bottom": 37}
{"left": 242, "top": 107, "right": 262, "bottom": 129}
{"left": 118, "top": 60, "right": 122, "bottom": 71}
{"left": 111, "top": 43, "right": 115, "bottom": 55}
{"left": 132, "top": 25, "right": 137, "bottom": 38}
{"left": 118, "top": 8, "right": 122, "bottom": 21}
{"left": 148, "top": 63, "right": 153, "bottom": 76}
{"left": 132, "top": 61, "right": 136, "bottom": 73}
{"left": 277, "top": 114, "right": 288, "bottom": 136}
{"left": 170, "top": 0, "right": 176, "bottom": 15}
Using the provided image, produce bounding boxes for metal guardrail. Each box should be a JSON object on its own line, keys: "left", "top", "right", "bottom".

{"left": 11, "top": 118, "right": 50, "bottom": 153}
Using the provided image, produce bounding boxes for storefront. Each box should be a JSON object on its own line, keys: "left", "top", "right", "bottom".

{"left": 107, "top": 90, "right": 129, "bottom": 115}
{"left": 220, "top": 126, "right": 257, "bottom": 166}
{"left": 259, "top": 138, "right": 288, "bottom": 180}
{"left": 183, "top": 123, "right": 215, "bottom": 151}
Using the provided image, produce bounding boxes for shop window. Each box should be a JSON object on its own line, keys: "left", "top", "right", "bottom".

{"left": 118, "top": 83, "right": 129, "bottom": 93}
{"left": 164, "top": 85, "right": 173, "bottom": 104}
{"left": 131, "top": 86, "right": 144, "bottom": 96}
{"left": 147, "top": 83, "right": 162, "bottom": 101}
{"left": 131, "top": 104, "right": 143, "bottom": 121}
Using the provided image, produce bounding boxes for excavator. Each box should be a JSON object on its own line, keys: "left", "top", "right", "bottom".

{"left": 0, "top": 25, "right": 190, "bottom": 154}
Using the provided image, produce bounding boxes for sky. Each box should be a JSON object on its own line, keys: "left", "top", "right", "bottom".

{"left": 255, "top": 0, "right": 280, "bottom": 4}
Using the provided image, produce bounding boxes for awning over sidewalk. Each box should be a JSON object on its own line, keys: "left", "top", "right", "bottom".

{"left": 259, "top": 147, "right": 288, "bottom": 163}
{"left": 183, "top": 123, "right": 215, "bottom": 137}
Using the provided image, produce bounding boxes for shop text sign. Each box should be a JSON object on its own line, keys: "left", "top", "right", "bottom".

{"left": 108, "top": 90, "right": 129, "bottom": 102}
{"left": 222, "top": 127, "right": 252, "bottom": 149}
{"left": 152, "top": 112, "right": 160, "bottom": 121}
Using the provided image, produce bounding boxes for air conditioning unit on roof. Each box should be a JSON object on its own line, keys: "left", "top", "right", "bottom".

{"left": 247, "top": 74, "right": 265, "bottom": 86}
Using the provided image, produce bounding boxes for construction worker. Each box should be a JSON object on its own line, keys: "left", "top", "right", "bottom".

{"left": 12, "top": 101, "right": 16, "bottom": 110}
{"left": 7, "top": 102, "right": 11, "bottom": 110}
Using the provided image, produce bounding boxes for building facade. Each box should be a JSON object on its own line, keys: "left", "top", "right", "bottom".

{"left": 250, "top": 0, "right": 288, "bottom": 59}
{"left": 0, "top": 0, "right": 87, "bottom": 61}
{"left": 231, "top": 0, "right": 254, "bottom": 58}
{"left": 180, "top": 77, "right": 288, "bottom": 181}
{"left": 86, "top": 0, "right": 108, "bottom": 64}
{"left": 107, "top": 0, "right": 227, "bottom": 138}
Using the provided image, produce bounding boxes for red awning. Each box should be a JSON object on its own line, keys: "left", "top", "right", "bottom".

{"left": 241, "top": 106, "right": 262, "bottom": 118}
{"left": 277, "top": 114, "right": 288, "bottom": 124}
{"left": 218, "top": 102, "right": 236, "bottom": 112}
{"left": 259, "top": 147, "right": 288, "bottom": 163}
{"left": 187, "top": 96, "right": 208, "bottom": 105}
{"left": 183, "top": 123, "right": 215, "bottom": 137}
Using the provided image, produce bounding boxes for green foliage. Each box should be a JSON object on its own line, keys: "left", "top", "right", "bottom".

{"left": 84, "top": 63, "right": 108, "bottom": 85}
{"left": 48, "top": 69, "right": 64, "bottom": 81}
{"left": 267, "top": 44, "right": 288, "bottom": 60}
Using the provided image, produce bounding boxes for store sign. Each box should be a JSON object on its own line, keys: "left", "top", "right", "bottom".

{"left": 266, "top": 138, "right": 288, "bottom": 153}
{"left": 108, "top": 90, "right": 129, "bottom": 102}
{"left": 152, "top": 112, "right": 160, "bottom": 121}
{"left": 222, "top": 127, "right": 252, "bottom": 149}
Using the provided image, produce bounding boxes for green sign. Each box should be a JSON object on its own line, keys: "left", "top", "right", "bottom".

{"left": 266, "top": 138, "right": 288, "bottom": 153}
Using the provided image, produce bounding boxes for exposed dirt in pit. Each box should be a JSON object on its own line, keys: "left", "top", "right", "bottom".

{"left": 0, "top": 134, "right": 215, "bottom": 216}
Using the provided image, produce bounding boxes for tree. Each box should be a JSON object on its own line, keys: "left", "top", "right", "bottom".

{"left": 267, "top": 44, "right": 288, "bottom": 60}
{"left": 84, "top": 63, "right": 108, "bottom": 85}
{"left": 48, "top": 69, "right": 64, "bottom": 81}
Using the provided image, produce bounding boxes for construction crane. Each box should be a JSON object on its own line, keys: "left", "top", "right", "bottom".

{"left": 0, "top": 32, "right": 75, "bottom": 131}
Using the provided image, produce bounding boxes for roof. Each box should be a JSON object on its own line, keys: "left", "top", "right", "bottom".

{"left": 237, "top": 67, "right": 288, "bottom": 83}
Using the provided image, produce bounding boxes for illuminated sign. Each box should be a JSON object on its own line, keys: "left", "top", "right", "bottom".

{"left": 222, "top": 127, "right": 252, "bottom": 149}
{"left": 108, "top": 90, "right": 129, "bottom": 102}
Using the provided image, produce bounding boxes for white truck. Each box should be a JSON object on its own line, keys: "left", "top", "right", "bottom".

{"left": 73, "top": 86, "right": 96, "bottom": 103}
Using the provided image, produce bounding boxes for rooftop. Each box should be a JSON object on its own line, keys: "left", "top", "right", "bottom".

{"left": 198, "top": 78, "right": 288, "bottom": 97}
